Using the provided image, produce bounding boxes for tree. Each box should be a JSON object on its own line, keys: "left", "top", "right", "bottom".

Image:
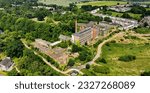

{"left": 79, "top": 51, "right": 87, "bottom": 61}
{"left": 118, "top": 55, "right": 136, "bottom": 62}
{"left": 35, "top": 8, "right": 50, "bottom": 21}
{"left": 96, "top": 58, "right": 107, "bottom": 64}
{"left": 5, "top": 39, "right": 24, "bottom": 58}
{"left": 144, "top": 22, "right": 148, "bottom": 27}
{"left": 7, "top": 69, "right": 20, "bottom": 76}
{"left": 71, "top": 44, "right": 82, "bottom": 53}
{"left": 86, "top": 64, "right": 90, "bottom": 69}
{"left": 67, "top": 58, "right": 75, "bottom": 67}
{"left": 145, "top": 10, "right": 150, "bottom": 16}
{"left": 122, "top": 13, "right": 132, "bottom": 19}
{"left": 130, "top": 6, "right": 146, "bottom": 14}
{"left": 81, "top": 5, "right": 93, "bottom": 11}
{"left": 141, "top": 70, "right": 150, "bottom": 76}
{"left": 93, "top": 66, "right": 110, "bottom": 74}
{"left": 104, "top": 17, "right": 112, "bottom": 22}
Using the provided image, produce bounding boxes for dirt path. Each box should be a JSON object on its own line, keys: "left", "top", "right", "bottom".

{"left": 67, "top": 32, "right": 124, "bottom": 72}
{"left": 92, "top": 32, "right": 124, "bottom": 63}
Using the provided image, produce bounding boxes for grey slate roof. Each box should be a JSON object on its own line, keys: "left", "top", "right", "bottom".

{"left": 0, "top": 57, "right": 13, "bottom": 67}
{"left": 73, "top": 27, "right": 92, "bottom": 37}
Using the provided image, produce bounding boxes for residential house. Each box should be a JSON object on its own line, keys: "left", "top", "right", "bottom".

{"left": 0, "top": 57, "right": 14, "bottom": 71}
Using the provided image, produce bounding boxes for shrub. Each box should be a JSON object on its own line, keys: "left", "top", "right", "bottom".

{"left": 93, "top": 66, "right": 110, "bottom": 74}
{"left": 118, "top": 55, "right": 136, "bottom": 62}
{"left": 67, "top": 58, "right": 75, "bottom": 67}
{"left": 58, "top": 41, "right": 68, "bottom": 48}
{"left": 86, "top": 64, "right": 90, "bottom": 69}
{"left": 141, "top": 70, "right": 150, "bottom": 76}
{"left": 96, "top": 58, "right": 107, "bottom": 64}
{"left": 71, "top": 44, "right": 82, "bottom": 53}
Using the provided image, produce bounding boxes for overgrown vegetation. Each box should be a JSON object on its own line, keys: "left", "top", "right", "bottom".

{"left": 8, "top": 49, "right": 63, "bottom": 76}
{"left": 118, "top": 55, "right": 136, "bottom": 62}
{"left": 134, "top": 27, "right": 150, "bottom": 34}
{"left": 93, "top": 65, "right": 110, "bottom": 74}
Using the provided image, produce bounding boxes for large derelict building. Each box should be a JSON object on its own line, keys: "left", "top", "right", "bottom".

{"left": 72, "top": 27, "right": 98, "bottom": 45}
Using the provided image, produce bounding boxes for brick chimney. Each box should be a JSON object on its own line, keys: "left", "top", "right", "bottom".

{"left": 75, "top": 19, "right": 77, "bottom": 33}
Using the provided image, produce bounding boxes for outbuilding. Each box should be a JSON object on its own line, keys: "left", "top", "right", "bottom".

{"left": 0, "top": 57, "right": 14, "bottom": 71}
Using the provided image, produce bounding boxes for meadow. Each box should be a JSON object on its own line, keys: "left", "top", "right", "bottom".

{"left": 100, "top": 42, "right": 150, "bottom": 76}
{"left": 38, "top": 0, "right": 78, "bottom": 6}
{"left": 81, "top": 33, "right": 150, "bottom": 76}
{"left": 98, "top": 10, "right": 142, "bottom": 20}
{"left": 77, "top": 1, "right": 127, "bottom": 7}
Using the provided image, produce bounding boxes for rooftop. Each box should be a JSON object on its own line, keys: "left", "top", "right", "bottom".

{"left": 0, "top": 57, "right": 13, "bottom": 67}
{"left": 73, "top": 27, "right": 92, "bottom": 37}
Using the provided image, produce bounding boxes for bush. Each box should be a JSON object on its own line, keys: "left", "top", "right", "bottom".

{"left": 121, "top": 13, "right": 132, "bottom": 19}
{"left": 71, "top": 44, "right": 82, "bottom": 53}
{"left": 130, "top": 6, "right": 146, "bottom": 14}
{"left": 118, "top": 55, "right": 136, "bottom": 62}
{"left": 58, "top": 41, "right": 68, "bottom": 48}
{"left": 86, "top": 64, "right": 90, "bottom": 69}
{"left": 67, "top": 58, "right": 75, "bottom": 67}
{"left": 96, "top": 58, "right": 107, "bottom": 64}
{"left": 141, "top": 70, "right": 150, "bottom": 76}
{"left": 104, "top": 17, "right": 112, "bottom": 22}
{"left": 93, "top": 66, "right": 110, "bottom": 74}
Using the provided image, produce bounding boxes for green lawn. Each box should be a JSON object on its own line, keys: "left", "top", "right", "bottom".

{"left": 99, "top": 43, "right": 150, "bottom": 76}
{"left": 77, "top": 1, "right": 127, "bottom": 8}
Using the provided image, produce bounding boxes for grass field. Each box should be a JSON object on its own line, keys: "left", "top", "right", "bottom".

{"left": 38, "top": 0, "right": 79, "bottom": 6}
{"left": 0, "top": 71, "right": 7, "bottom": 76}
{"left": 98, "top": 10, "right": 142, "bottom": 20}
{"left": 146, "top": 8, "right": 150, "bottom": 10}
{"left": 141, "top": 2, "right": 150, "bottom": 4}
{"left": 81, "top": 34, "right": 150, "bottom": 76}
{"left": 100, "top": 43, "right": 150, "bottom": 76}
{"left": 77, "top": 1, "right": 127, "bottom": 7}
